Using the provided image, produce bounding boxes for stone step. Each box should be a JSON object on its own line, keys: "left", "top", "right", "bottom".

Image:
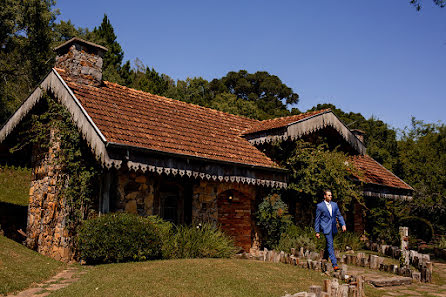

{"left": 368, "top": 276, "right": 412, "bottom": 287}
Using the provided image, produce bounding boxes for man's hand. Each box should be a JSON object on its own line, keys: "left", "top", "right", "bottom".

{"left": 342, "top": 225, "right": 346, "bottom": 232}
{"left": 316, "top": 233, "right": 320, "bottom": 239}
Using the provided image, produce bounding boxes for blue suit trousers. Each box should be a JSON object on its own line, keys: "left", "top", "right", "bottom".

{"left": 323, "top": 232, "right": 337, "bottom": 267}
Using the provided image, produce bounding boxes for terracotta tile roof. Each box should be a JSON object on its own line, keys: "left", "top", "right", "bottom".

{"left": 243, "top": 109, "right": 331, "bottom": 134}
{"left": 350, "top": 155, "right": 413, "bottom": 190}
{"left": 55, "top": 68, "right": 281, "bottom": 169}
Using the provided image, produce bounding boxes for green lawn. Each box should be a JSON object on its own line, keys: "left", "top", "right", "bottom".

{"left": 50, "top": 258, "right": 330, "bottom": 297}
{"left": 0, "top": 166, "right": 31, "bottom": 206}
{"left": 0, "top": 235, "right": 64, "bottom": 295}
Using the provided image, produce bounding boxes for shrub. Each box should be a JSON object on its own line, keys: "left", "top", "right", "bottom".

{"left": 274, "top": 225, "right": 317, "bottom": 252}
{"left": 437, "top": 236, "right": 446, "bottom": 249}
{"left": 146, "top": 215, "right": 174, "bottom": 258}
{"left": 256, "top": 193, "right": 292, "bottom": 249}
{"left": 334, "top": 231, "right": 364, "bottom": 251}
{"left": 77, "top": 213, "right": 162, "bottom": 264}
{"left": 164, "top": 223, "right": 236, "bottom": 259}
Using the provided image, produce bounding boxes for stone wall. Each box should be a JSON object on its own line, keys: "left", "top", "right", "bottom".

{"left": 25, "top": 129, "right": 73, "bottom": 261}
{"left": 115, "top": 170, "right": 155, "bottom": 216}
{"left": 55, "top": 43, "right": 104, "bottom": 87}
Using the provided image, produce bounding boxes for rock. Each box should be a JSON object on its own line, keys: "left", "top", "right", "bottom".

{"left": 368, "top": 277, "right": 412, "bottom": 287}
{"left": 135, "top": 175, "right": 147, "bottom": 183}
{"left": 411, "top": 271, "right": 421, "bottom": 282}
{"left": 125, "top": 200, "right": 137, "bottom": 214}
{"left": 309, "top": 285, "right": 322, "bottom": 297}
{"left": 125, "top": 191, "right": 139, "bottom": 200}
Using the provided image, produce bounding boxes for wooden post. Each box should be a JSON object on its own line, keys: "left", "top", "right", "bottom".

{"left": 399, "top": 226, "right": 409, "bottom": 267}
{"left": 323, "top": 279, "right": 332, "bottom": 296}
{"left": 331, "top": 279, "right": 339, "bottom": 297}
{"left": 426, "top": 262, "right": 433, "bottom": 283}
{"left": 339, "top": 284, "right": 349, "bottom": 297}
{"left": 357, "top": 275, "right": 364, "bottom": 297}
{"left": 309, "top": 285, "right": 322, "bottom": 297}
{"left": 347, "top": 286, "right": 357, "bottom": 297}
{"left": 370, "top": 255, "right": 378, "bottom": 269}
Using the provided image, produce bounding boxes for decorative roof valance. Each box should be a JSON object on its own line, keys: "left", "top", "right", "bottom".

{"left": 243, "top": 110, "right": 367, "bottom": 155}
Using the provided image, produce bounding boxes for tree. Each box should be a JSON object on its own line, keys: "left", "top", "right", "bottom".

{"left": 52, "top": 20, "right": 89, "bottom": 43}
{"left": 0, "top": 0, "right": 58, "bottom": 125}
{"left": 264, "top": 140, "right": 362, "bottom": 227}
{"left": 89, "top": 14, "right": 124, "bottom": 83}
{"left": 410, "top": 0, "right": 445, "bottom": 10}
{"left": 397, "top": 118, "right": 446, "bottom": 234}
{"left": 209, "top": 70, "right": 299, "bottom": 119}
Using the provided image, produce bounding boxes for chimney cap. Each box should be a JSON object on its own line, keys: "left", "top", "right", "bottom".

{"left": 53, "top": 37, "right": 108, "bottom": 53}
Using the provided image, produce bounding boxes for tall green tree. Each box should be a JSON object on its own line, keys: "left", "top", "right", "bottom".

{"left": 209, "top": 70, "right": 299, "bottom": 119}
{"left": 410, "top": 0, "right": 445, "bottom": 10}
{"left": 397, "top": 118, "right": 446, "bottom": 234}
{"left": 0, "top": 0, "right": 58, "bottom": 125}
{"left": 89, "top": 14, "right": 124, "bottom": 83}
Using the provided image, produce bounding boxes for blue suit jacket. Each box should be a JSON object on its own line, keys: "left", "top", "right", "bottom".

{"left": 314, "top": 201, "right": 346, "bottom": 235}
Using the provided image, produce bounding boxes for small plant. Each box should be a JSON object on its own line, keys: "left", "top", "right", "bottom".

{"left": 437, "top": 236, "right": 446, "bottom": 249}
{"left": 274, "top": 225, "right": 317, "bottom": 252}
{"left": 256, "top": 193, "right": 292, "bottom": 249}
{"left": 164, "top": 223, "right": 236, "bottom": 259}
{"left": 334, "top": 231, "right": 364, "bottom": 252}
{"left": 77, "top": 213, "right": 162, "bottom": 264}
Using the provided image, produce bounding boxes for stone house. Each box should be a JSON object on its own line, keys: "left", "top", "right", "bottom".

{"left": 0, "top": 38, "right": 413, "bottom": 261}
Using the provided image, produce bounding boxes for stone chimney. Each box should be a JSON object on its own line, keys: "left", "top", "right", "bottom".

{"left": 351, "top": 129, "right": 366, "bottom": 144}
{"left": 54, "top": 37, "right": 108, "bottom": 87}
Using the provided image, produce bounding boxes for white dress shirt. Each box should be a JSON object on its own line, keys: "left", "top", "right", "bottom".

{"left": 325, "top": 200, "right": 332, "bottom": 216}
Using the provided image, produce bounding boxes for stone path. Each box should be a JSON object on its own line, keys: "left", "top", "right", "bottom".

{"left": 6, "top": 266, "right": 86, "bottom": 297}
{"left": 348, "top": 261, "right": 446, "bottom": 297}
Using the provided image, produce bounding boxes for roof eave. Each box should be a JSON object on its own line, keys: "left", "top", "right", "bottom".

{"left": 106, "top": 141, "right": 288, "bottom": 173}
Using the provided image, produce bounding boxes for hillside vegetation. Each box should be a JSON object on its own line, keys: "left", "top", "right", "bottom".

{"left": 0, "top": 166, "right": 31, "bottom": 206}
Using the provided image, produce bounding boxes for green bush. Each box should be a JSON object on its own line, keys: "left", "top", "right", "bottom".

{"left": 163, "top": 223, "right": 236, "bottom": 259}
{"left": 77, "top": 213, "right": 163, "bottom": 264}
{"left": 274, "top": 225, "right": 317, "bottom": 252}
{"left": 334, "top": 231, "right": 364, "bottom": 251}
{"left": 256, "top": 193, "right": 292, "bottom": 249}
{"left": 146, "top": 215, "right": 174, "bottom": 258}
{"left": 437, "top": 236, "right": 446, "bottom": 249}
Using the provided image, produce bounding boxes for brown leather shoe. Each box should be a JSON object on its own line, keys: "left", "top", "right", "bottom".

{"left": 333, "top": 266, "right": 340, "bottom": 271}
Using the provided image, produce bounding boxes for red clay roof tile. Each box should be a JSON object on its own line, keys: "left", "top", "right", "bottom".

{"left": 350, "top": 155, "right": 413, "bottom": 190}
{"left": 56, "top": 68, "right": 279, "bottom": 169}
{"left": 243, "top": 109, "right": 331, "bottom": 134}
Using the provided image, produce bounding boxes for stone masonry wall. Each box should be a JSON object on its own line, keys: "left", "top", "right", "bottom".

{"left": 115, "top": 170, "right": 155, "bottom": 216}
{"left": 25, "top": 129, "right": 73, "bottom": 261}
{"left": 55, "top": 43, "right": 104, "bottom": 87}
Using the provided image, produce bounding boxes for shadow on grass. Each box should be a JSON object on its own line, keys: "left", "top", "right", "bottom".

{"left": 0, "top": 201, "right": 27, "bottom": 242}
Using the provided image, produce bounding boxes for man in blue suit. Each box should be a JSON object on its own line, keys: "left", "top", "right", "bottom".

{"left": 314, "top": 189, "right": 346, "bottom": 271}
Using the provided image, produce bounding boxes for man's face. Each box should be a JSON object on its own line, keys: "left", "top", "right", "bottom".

{"left": 324, "top": 191, "right": 332, "bottom": 202}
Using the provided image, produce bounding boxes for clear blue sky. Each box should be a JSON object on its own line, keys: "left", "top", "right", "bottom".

{"left": 55, "top": 0, "right": 446, "bottom": 130}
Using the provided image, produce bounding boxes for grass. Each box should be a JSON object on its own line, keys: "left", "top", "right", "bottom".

{"left": 0, "top": 235, "right": 64, "bottom": 295}
{"left": 49, "top": 258, "right": 330, "bottom": 297}
{"left": 0, "top": 166, "right": 31, "bottom": 206}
